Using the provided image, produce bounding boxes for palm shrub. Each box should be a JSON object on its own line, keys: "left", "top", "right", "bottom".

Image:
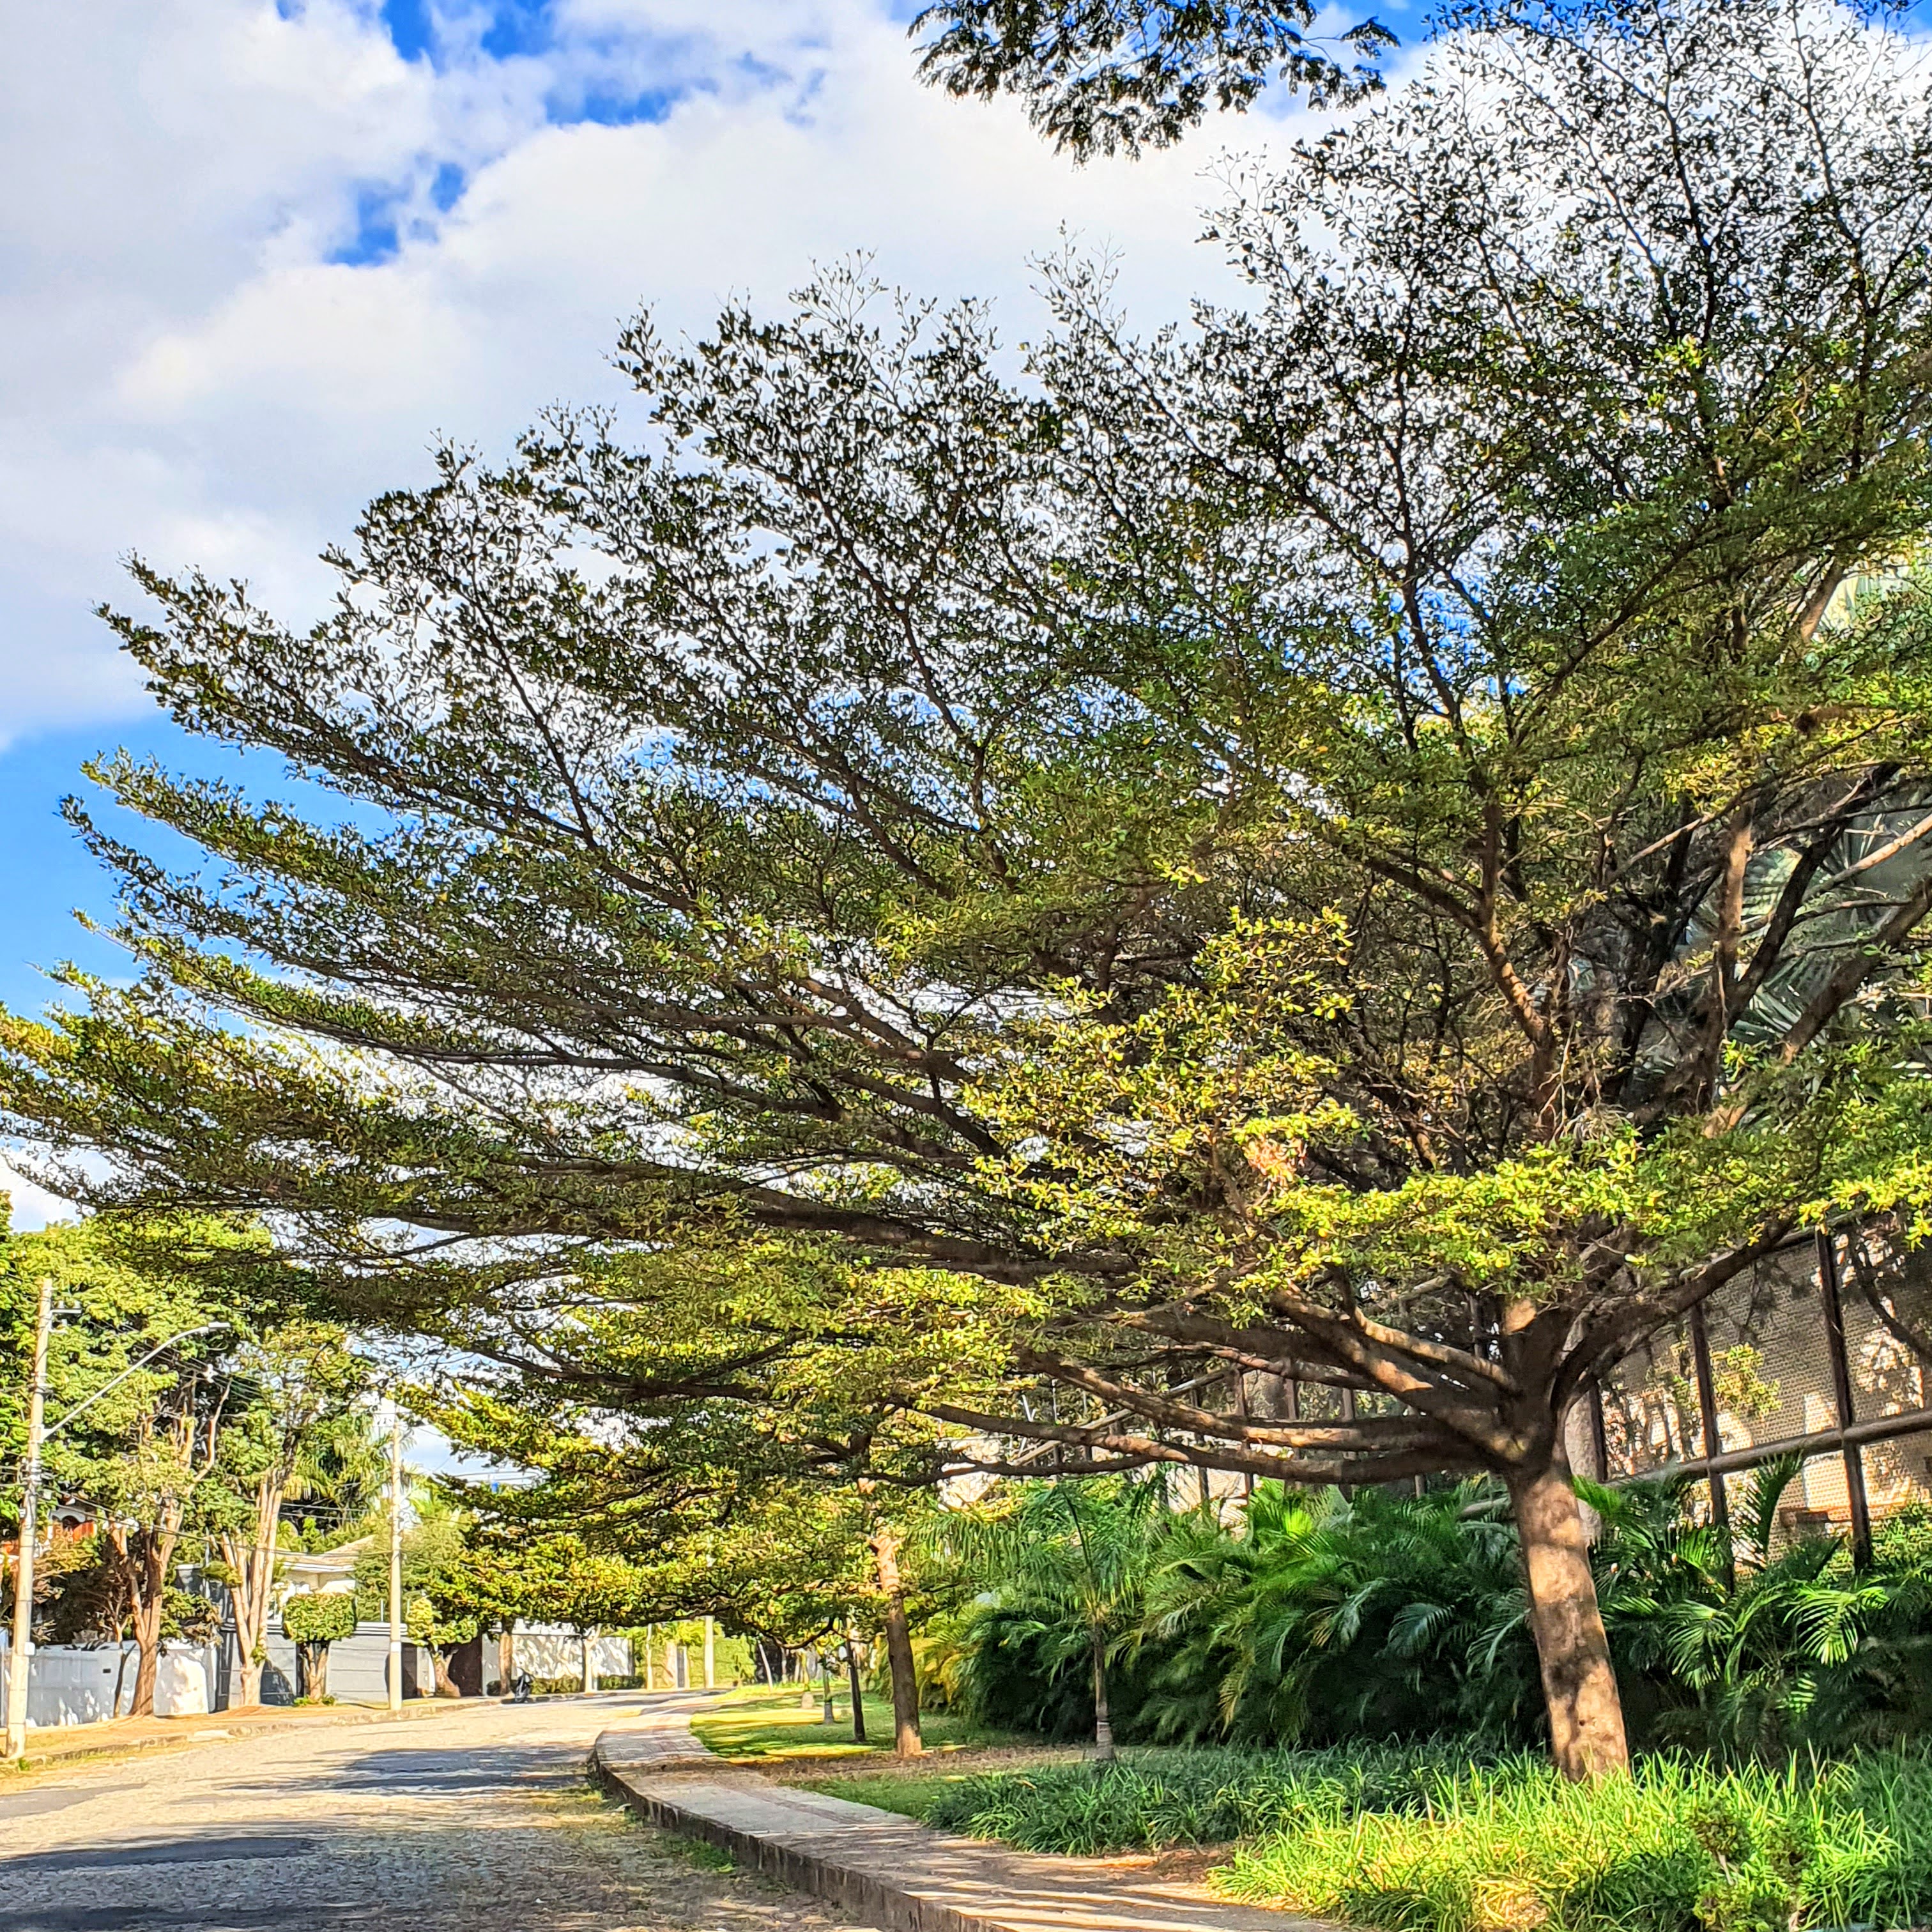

{"left": 936, "top": 1476, "right": 1173, "bottom": 1759}
{"left": 1591, "top": 1461, "right": 1932, "bottom": 1760}
{"left": 944, "top": 1469, "right": 1932, "bottom": 1760}
{"left": 1139, "top": 1481, "right": 1538, "bottom": 1747}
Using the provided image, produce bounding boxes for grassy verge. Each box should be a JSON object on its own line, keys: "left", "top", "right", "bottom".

{"left": 690, "top": 1684, "right": 1009, "bottom": 1765}
{"left": 847, "top": 1740, "right": 1932, "bottom": 1931}
{"left": 1216, "top": 1752, "right": 1932, "bottom": 1932}
{"left": 898, "top": 1743, "right": 1478, "bottom": 1854}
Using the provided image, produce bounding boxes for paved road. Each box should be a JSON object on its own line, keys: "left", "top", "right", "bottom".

{"left": 0, "top": 1694, "right": 882, "bottom": 1932}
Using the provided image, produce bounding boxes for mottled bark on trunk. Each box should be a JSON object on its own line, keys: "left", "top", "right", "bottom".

{"left": 871, "top": 1525, "right": 923, "bottom": 1758}
{"left": 221, "top": 1480, "right": 282, "bottom": 1712}
{"left": 234, "top": 1656, "right": 264, "bottom": 1709}
{"left": 296, "top": 1641, "right": 329, "bottom": 1699}
{"left": 1511, "top": 1457, "right": 1629, "bottom": 1779}
{"left": 1091, "top": 1624, "right": 1116, "bottom": 1764}
{"left": 122, "top": 1524, "right": 178, "bottom": 1719}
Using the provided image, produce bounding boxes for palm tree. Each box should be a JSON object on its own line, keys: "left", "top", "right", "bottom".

{"left": 944, "top": 1476, "right": 1172, "bottom": 1761}
{"left": 1588, "top": 1456, "right": 1932, "bottom": 1758}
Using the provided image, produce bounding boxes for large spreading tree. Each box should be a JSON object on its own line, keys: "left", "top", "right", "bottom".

{"left": 6, "top": 0, "right": 1932, "bottom": 1774}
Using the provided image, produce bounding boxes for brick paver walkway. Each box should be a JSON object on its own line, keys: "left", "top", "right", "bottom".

{"left": 0, "top": 1691, "right": 885, "bottom": 1932}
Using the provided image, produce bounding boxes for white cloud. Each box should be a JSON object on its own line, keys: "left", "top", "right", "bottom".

{"left": 0, "top": 0, "right": 1329, "bottom": 749}
{"left": 0, "top": 1156, "right": 78, "bottom": 1232}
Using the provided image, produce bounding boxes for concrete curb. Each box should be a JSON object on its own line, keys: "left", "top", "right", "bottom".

{"left": 591, "top": 1731, "right": 1332, "bottom": 1932}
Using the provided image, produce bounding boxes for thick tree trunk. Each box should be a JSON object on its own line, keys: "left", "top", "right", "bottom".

{"left": 1510, "top": 1457, "right": 1629, "bottom": 1779}
{"left": 130, "top": 1591, "right": 163, "bottom": 1717}
{"left": 498, "top": 1627, "right": 515, "bottom": 1695}
{"left": 234, "top": 1654, "right": 264, "bottom": 1709}
{"left": 871, "top": 1526, "right": 923, "bottom": 1758}
{"left": 1090, "top": 1624, "right": 1116, "bottom": 1764}
{"left": 123, "top": 1523, "right": 179, "bottom": 1719}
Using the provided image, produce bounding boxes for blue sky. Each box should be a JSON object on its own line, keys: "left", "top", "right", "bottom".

{"left": 0, "top": 0, "right": 1390, "bottom": 1225}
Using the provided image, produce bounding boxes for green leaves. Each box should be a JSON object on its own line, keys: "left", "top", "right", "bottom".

{"left": 910, "top": 0, "right": 1395, "bottom": 157}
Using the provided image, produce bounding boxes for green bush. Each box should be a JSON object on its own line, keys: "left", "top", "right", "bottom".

{"left": 282, "top": 1589, "right": 360, "bottom": 1701}
{"left": 280, "top": 1591, "right": 358, "bottom": 1644}
{"left": 942, "top": 1468, "right": 1932, "bottom": 1760}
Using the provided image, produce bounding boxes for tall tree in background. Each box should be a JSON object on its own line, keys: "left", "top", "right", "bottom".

{"left": 209, "top": 1322, "right": 370, "bottom": 1708}
{"left": 912, "top": 0, "right": 1395, "bottom": 155}
{"left": 422, "top": 1287, "right": 947, "bottom": 1751}
{"left": 2, "top": 1220, "right": 267, "bottom": 1712}
{"left": 5, "top": 0, "right": 1932, "bottom": 1774}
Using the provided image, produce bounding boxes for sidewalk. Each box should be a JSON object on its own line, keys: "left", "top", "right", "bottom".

{"left": 593, "top": 1706, "right": 1334, "bottom": 1932}
{"left": 6, "top": 1694, "right": 467, "bottom": 1774}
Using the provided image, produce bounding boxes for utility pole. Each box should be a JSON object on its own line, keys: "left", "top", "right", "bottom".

{"left": 703, "top": 1615, "right": 715, "bottom": 1689}
{"left": 5, "top": 1277, "right": 53, "bottom": 1761}
{"left": 387, "top": 1409, "right": 403, "bottom": 1713}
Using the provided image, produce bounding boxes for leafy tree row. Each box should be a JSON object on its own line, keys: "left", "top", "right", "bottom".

{"left": 1, "top": 1212, "right": 378, "bottom": 1712}
{"left": 6, "top": 0, "right": 1932, "bottom": 1774}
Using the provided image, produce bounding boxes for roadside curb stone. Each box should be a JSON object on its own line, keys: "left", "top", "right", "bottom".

{"left": 591, "top": 1715, "right": 1338, "bottom": 1932}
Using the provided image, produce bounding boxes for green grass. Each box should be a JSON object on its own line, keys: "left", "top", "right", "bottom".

{"left": 660, "top": 1834, "right": 736, "bottom": 1871}
{"left": 841, "top": 1740, "right": 1932, "bottom": 1931}
{"left": 690, "top": 1684, "right": 1006, "bottom": 1764}
{"left": 906, "top": 1743, "right": 1481, "bottom": 1854}
{"left": 1214, "top": 1752, "right": 1932, "bottom": 1932}
{"left": 805, "top": 1768, "right": 965, "bottom": 1819}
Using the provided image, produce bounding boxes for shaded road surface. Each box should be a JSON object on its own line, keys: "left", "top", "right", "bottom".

{"left": 0, "top": 1693, "right": 882, "bottom": 1932}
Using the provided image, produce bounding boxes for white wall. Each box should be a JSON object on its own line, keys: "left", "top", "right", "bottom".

{"left": 510, "top": 1627, "right": 632, "bottom": 1682}
{"left": 0, "top": 1642, "right": 208, "bottom": 1728}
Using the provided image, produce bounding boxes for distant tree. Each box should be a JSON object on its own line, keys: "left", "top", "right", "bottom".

{"left": 205, "top": 1322, "right": 370, "bottom": 1708}
{"left": 280, "top": 1588, "right": 356, "bottom": 1699}
{"left": 1, "top": 1216, "right": 279, "bottom": 1713}
{"left": 430, "top": 1336, "right": 946, "bottom": 1752}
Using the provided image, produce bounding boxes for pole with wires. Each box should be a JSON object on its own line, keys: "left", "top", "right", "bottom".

{"left": 387, "top": 1408, "right": 403, "bottom": 1713}
{"left": 5, "top": 1277, "right": 54, "bottom": 1761}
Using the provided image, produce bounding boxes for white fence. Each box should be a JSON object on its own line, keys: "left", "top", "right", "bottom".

{"left": 2, "top": 1620, "right": 634, "bottom": 1728}
{"left": 510, "top": 1628, "right": 632, "bottom": 1683}
{"left": 0, "top": 1643, "right": 210, "bottom": 1729}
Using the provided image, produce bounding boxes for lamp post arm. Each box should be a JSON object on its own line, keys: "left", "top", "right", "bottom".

{"left": 41, "top": 1323, "right": 230, "bottom": 1441}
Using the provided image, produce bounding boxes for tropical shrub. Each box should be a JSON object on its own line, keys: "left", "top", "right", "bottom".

{"left": 1138, "top": 1482, "right": 1538, "bottom": 1747}
{"left": 939, "top": 1468, "right": 1932, "bottom": 1760}
{"left": 1591, "top": 1463, "right": 1932, "bottom": 1760}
